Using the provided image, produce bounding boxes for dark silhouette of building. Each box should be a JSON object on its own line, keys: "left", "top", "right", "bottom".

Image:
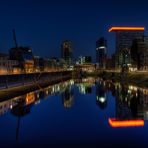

{"left": 61, "top": 40, "right": 73, "bottom": 66}
{"left": 96, "top": 37, "right": 107, "bottom": 68}
{"left": 131, "top": 36, "right": 148, "bottom": 70}
{"left": 9, "top": 47, "right": 34, "bottom": 73}
{"left": 9, "top": 30, "right": 34, "bottom": 73}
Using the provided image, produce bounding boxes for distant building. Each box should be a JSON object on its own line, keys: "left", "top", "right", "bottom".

{"left": 96, "top": 37, "right": 107, "bottom": 69}
{"left": 38, "top": 58, "right": 52, "bottom": 72}
{"left": 76, "top": 56, "right": 92, "bottom": 65}
{"left": 9, "top": 47, "right": 34, "bottom": 73}
{"left": 106, "top": 55, "right": 115, "bottom": 69}
{"left": 61, "top": 40, "right": 73, "bottom": 66}
{"left": 109, "top": 27, "right": 144, "bottom": 69}
{"left": 34, "top": 56, "right": 40, "bottom": 72}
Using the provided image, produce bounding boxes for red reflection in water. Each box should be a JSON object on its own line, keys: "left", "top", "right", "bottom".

{"left": 108, "top": 118, "right": 144, "bottom": 128}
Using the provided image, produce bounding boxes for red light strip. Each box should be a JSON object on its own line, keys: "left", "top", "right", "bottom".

{"left": 109, "top": 27, "right": 145, "bottom": 32}
{"left": 108, "top": 118, "right": 144, "bottom": 127}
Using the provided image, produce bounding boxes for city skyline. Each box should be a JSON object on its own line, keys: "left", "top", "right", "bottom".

{"left": 0, "top": 0, "right": 148, "bottom": 61}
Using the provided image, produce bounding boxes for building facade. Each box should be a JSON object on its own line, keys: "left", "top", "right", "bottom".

{"left": 9, "top": 47, "right": 34, "bottom": 73}
{"left": 0, "top": 53, "right": 20, "bottom": 75}
{"left": 96, "top": 37, "right": 107, "bottom": 69}
{"left": 61, "top": 40, "right": 73, "bottom": 66}
{"left": 109, "top": 27, "right": 144, "bottom": 69}
{"left": 131, "top": 36, "right": 148, "bottom": 70}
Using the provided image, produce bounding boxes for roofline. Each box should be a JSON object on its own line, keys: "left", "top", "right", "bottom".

{"left": 109, "top": 27, "right": 145, "bottom": 32}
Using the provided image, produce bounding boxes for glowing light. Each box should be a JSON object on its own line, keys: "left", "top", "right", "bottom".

{"left": 99, "top": 46, "right": 106, "bottom": 49}
{"left": 99, "top": 97, "right": 106, "bottom": 103}
{"left": 108, "top": 118, "right": 144, "bottom": 127}
{"left": 109, "top": 27, "right": 145, "bottom": 32}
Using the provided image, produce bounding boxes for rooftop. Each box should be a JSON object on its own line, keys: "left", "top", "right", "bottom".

{"left": 109, "top": 27, "right": 145, "bottom": 32}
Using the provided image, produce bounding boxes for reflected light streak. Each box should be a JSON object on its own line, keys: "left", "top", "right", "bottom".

{"left": 108, "top": 118, "right": 144, "bottom": 127}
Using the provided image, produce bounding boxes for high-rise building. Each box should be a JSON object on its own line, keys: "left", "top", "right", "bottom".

{"left": 131, "top": 36, "right": 148, "bottom": 70}
{"left": 109, "top": 27, "right": 145, "bottom": 68}
{"left": 61, "top": 40, "right": 73, "bottom": 66}
{"left": 96, "top": 37, "right": 107, "bottom": 68}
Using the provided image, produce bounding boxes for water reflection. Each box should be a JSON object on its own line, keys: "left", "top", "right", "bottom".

{"left": 11, "top": 92, "right": 35, "bottom": 140}
{"left": 96, "top": 81, "right": 107, "bottom": 109}
{"left": 62, "top": 86, "right": 74, "bottom": 108}
{"left": 0, "top": 78, "right": 148, "bottom": 128}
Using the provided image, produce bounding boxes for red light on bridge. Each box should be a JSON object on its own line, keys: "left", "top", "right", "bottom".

{"left": 109, "top": 27, "right": 145, "bottom": 32}
{"left": 108, "top": 118, "right": 144, "bottom": 128}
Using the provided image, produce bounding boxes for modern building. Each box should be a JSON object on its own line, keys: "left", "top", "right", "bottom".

{"left": 131, "top": 36, "right": 148, "bottom": 70}
{"left": 61, "top": 40, "right": 73, "bottom": 66}
{"left": 76, "top": 56, "right": 92, "bottom": 65}
{"left": 96, "top": 37, "right": 107, "bottom": 69}
{"left": 109, "top": 27, "right": 145, "bottom": 69}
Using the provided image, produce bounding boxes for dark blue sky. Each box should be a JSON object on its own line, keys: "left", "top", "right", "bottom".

{"left": 0, "top": 0, "right": 148, "bottom": 61}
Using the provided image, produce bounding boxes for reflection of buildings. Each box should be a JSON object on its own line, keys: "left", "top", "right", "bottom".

{"left": 0, "top": 99, "right": 16, "bottom": 116}
{"left": 0, "top": 80, "right": 74, "bottom": 117}
{"left": 11, "top": 92, "right": 36, "bottom": 141}
{"left": 96, "top": 81, "right": 107, "bottom": 109}
{"left": 62, "top": 86, "right": 74, "bottom": 108}
{"left": 108, "top": 82, "right": 148, "bottom": 127}
{"left": 75, "top": 78, "right": 95, "bottom": 94}
{"left": 78, "top": 84, "right": 92, "bottom": 94}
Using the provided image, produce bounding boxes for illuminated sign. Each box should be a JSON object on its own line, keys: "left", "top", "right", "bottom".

{"left": 109, "top": 27, "right": 145, "bottom": 32}
{"left": 108, "top": 118, "right": 144, "bottom": 127}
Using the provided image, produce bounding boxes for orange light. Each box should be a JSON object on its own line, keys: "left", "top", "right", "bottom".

{"left": 108, "top": 118, "right": 144, "bottom": 127}
{"left": 26, "top": 92, "right": 35, "bottom": 105}
{"left": 109, "top": 27, "right": 145, "bottom": 32}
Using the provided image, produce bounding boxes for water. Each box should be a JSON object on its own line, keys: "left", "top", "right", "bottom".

{"left": 0, "top": 77, "right": 148, "bottom": 147}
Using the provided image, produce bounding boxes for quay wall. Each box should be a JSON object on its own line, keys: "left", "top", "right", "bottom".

{"left": 0, "top": 71, "right": 72, "bottom": 90}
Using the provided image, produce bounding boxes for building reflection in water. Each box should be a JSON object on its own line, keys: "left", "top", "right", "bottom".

{"left": 107, "top": 81, "right": 148, "bottom": 127}
{"left": 0, "top": 80, "right": 74, "bottom": 141}
{"left": 75, "top": 77, "right": 95, "bottom": 94}
{"left": 96, "top": 80, "right": 107, "bottom": 109}
{"left": 11, "top": 92, "right": 35, "bottom": 140}
{"left": 62, "top": 86, "right": 74, "bottom": 108}
{"left": 0, "top": 78, "right": 148, "bottom": 130}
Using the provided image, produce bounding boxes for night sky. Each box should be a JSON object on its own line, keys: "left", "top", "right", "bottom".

{"left": 0, "top": 0, "right": 148, "bottom": 61}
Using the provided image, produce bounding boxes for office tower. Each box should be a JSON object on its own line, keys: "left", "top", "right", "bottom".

{"left": 131, "top": 36, "right": 148, "bottom": 70}
{"left": 96, "top": 37, "right": 107, "bottom": 69}
{"left": 61, "top": 40, "right": 73, "bottom": 66}
{"left": 109, "top": 27, "right": 144, "bottom": 68}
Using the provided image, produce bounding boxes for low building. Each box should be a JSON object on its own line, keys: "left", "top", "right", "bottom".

{"left": 9, "top": 47, "right": 34, "bottom": 73}
{"left": 0, "top": 53, "right": 20, "bottom": 75}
